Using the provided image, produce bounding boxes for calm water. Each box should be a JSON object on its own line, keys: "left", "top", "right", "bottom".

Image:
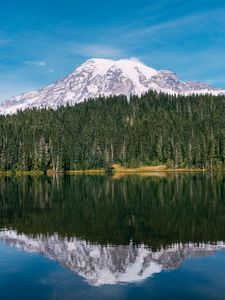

{"left": 0, "top": 173, "right": 225, "bottom": 299}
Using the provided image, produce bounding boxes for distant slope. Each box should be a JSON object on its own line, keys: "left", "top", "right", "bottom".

{"left": 1, "top": 58, "right": 225, "bottom": 114}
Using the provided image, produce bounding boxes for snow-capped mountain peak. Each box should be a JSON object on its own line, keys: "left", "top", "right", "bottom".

{"left": 0, "top": 58, "right": 225, "bottom": 114}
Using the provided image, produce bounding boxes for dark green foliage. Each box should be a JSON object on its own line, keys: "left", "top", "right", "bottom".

{"left": 0, "top": 174, "right": 225, "bottom": 248}
{"left": 0, "top": 91, "right": 224, "bottom": 171}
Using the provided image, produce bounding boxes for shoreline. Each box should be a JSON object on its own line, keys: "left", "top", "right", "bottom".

{"left": 0, "top": 164, "right": 224, "bottom": 176}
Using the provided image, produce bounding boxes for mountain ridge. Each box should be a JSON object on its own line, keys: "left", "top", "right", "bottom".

{"left": 1, "top": 58, "right": 225, "bottom": 114}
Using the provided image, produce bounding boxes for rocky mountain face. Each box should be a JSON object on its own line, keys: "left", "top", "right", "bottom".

{"left": 0, "top": 58, "right": 225, "bottom": 115}
{"left": 0, "top": 229, "right": 224, "bottom": 286}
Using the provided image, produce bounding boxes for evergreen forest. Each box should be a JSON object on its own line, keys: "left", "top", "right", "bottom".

{"left": 0, "top": 91, "right": 224, "bottom": 172}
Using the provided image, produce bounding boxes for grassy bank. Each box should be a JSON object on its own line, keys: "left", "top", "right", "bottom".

{"left": 0, "top": 171, "right": 12, "bottom": 176}
{"left": 111, "top": 164, "right": 206, "bottom": 173}
{"left": 65, "top": 169, "right": 105, "bottom": 175}
{"left": 15, "top": 170, "right": 45, "bottom": 176}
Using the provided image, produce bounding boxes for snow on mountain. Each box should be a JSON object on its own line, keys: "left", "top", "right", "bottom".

{"left": 0, "top": 229, "right": 225, "bottom": 286}
{"left": 1, "top": 58, "right": 225, "bottom": 115}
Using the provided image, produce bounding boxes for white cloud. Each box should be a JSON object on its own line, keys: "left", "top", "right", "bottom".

{"left": 25, "top": 60, "right": 47, "bottom": 67}
{"left": 128, "top": 57, "right": 144, "bottom": 64}
{"left": 74, "top": 44, "right": 124, "bottom": 58}
{"left": 36, "top": 61, "right": 47, "bottom": 66}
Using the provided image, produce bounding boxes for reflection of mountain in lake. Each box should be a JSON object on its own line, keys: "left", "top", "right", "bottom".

{"left": 0, "top": 229, "right": 224, "bottom": 286}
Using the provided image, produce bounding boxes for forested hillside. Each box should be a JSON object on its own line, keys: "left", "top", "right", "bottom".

{"left": 0, "top": 91, "right": 224, "bottom": 172}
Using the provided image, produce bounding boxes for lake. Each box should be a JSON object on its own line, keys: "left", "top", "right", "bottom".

{"left": 0, "top": 173, "right": 225, "bottom": 299}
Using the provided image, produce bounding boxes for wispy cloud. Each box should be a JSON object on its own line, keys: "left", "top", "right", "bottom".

{"left": 74, "top": 43, "right": 125, "bottom": 58}
{"left": 124, "top": 8, "right": 225, "bottom": 41}
{"left": 0, "top": 32, "right": 10, "bottom": 47}
{"left": 25, "top": 60, "right": 47, "bottom": 67}
{"left": 0, "top": 39, "right": 8, "bottom": 46}
{"left": 0, "top": 79, "right": 38, "bottom": 101}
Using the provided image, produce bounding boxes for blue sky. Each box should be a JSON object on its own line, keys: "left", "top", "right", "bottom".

{"left": 0, "top": 0, "right": 225, "bottom": 100}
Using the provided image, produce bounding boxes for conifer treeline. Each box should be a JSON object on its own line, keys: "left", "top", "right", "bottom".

{"left": 0, "top": 91, "right": 224, "bottom": 171}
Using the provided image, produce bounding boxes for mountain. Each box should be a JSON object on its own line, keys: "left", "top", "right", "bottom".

{"left": 0, "top": 58, "right": 225, "bottom": 115}
{"left": 0, "top": 229, "right": 224, "bottom": 286}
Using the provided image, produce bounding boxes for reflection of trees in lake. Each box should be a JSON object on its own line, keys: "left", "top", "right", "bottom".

{"left": 0, "top": 173, "right": 225, "bottom": 248}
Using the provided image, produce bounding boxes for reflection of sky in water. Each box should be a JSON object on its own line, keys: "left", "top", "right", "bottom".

{"left": 0, "top": 174, "right": 225, "bottom": 299}
{"left": 1, "top": 241, "right": 225, "bottom": 300}
{"left": 1, "top": 229, "right": 225, "bottom": 286}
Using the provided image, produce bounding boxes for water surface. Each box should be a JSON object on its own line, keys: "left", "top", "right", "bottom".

{"left": 0, "top": 173, "right": 225, "bottom": 299}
